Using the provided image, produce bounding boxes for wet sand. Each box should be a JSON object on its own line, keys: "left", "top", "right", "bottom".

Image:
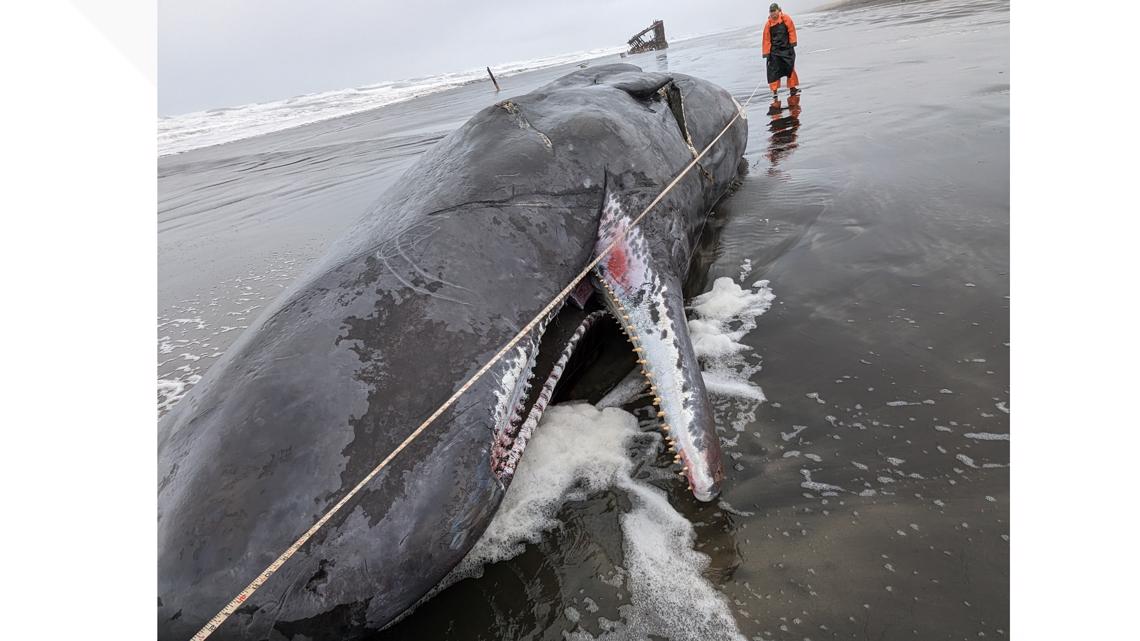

{"left": 158, "top": 0, "right": 1009, "bottom": 638}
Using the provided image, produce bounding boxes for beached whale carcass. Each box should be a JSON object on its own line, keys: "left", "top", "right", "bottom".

{"left": 158, "top": 64, "right": 748, "bottom": 639}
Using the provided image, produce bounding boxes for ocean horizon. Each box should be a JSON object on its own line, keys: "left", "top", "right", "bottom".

{"left": 156, "top": 25, "right": 764, "bottom": 157}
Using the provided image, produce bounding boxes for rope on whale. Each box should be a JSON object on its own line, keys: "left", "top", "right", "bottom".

{"left": 189, "top": 77, "right": 768, "bottom": 641}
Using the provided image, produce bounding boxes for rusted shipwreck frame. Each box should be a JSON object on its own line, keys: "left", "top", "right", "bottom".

{"left": 627, "top": 20, "right": 668, "bottom": 54}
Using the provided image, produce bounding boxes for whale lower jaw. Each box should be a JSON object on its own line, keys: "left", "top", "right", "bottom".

{"left": 592, "top": 195, "right": 724, "bottom": 501}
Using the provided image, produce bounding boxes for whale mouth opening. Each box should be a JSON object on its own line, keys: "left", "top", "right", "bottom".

{"left": 489, "top": 288, "right": 719, "bottom": 502}
{"left": 490, "top": 298, "right": 629, "bottom": 481}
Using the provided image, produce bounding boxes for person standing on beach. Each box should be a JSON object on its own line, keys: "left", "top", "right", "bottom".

{"left": 763, "top": 3, "right": 800, "bottom": 98}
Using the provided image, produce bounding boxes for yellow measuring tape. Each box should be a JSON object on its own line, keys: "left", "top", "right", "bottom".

{"left": 190, "top": 77, "right": 766, "bottom": 641}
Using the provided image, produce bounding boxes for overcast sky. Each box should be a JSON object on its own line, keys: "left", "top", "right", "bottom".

{"left": 159, "top": 0, "right": 817, "bottom": 115}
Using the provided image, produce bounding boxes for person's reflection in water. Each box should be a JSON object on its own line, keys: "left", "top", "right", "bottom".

{"left": 765, "top": 93, "right": 801, "bottom": 177}
{"left": 655, "top": 51, "right": 668, "bottom": 72}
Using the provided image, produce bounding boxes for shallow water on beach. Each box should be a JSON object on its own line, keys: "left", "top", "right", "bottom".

{"left": 158, "top": 0, "right": 1009, "bottom": 638}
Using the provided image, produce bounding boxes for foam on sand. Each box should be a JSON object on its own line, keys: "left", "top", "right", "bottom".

{"left": 688, "top": 276, "right": 775, "bottom": 402}
{"left": 683, "top": 275, "right": 776, "bottom": 441}
{"left": 456, "top": 403, "right": 745, "bottom": 641}
{"left": 459, "top": 403, "right": 638, "bottom": 569}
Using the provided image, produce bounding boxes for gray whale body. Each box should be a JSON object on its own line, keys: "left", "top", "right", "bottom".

{"left": 158, "top": 64, "right": 748, "bottom": 640}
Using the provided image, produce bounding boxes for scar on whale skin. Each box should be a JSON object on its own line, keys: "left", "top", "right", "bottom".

{"left": 498, "top": 100, "right": 554, "bottom": 150}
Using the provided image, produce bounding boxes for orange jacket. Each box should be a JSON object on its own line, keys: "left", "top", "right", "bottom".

{"left": 762, "top": 12, "right": 797, "bottom": 55}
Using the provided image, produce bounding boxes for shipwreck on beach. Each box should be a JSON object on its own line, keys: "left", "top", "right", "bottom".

{"left": 627, "top": 20, "right": 668, "bottom": 54}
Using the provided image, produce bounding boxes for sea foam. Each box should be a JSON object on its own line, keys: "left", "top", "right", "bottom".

{"left": 457, "top": 403, "right": 746, "bottom": 641}
{"left": 450, "top": 275, "right": 776, "bottom": 639}
{"left": 688, "top": 276, "right": 775, "bottom": 403}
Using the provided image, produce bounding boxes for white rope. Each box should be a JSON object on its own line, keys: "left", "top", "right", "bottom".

{"left": 189, "top": 77, "right": 766, "bottom": 641}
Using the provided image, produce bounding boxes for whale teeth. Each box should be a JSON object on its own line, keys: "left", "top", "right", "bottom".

{"left": 656, "top": 411, "right": 665, "bottom": 418}
{"left": 652, "top": 397, "right": 661, "bottom": 406}
{"left": 673, "top": 454, "right": 681, "bottom": 463}
{"left": 661, "top": 423, "right": 670, "bottom": 432}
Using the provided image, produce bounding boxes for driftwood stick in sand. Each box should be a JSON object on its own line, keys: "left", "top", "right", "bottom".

{"left": 486, "top": 67, "right": 501, "bottom": 92}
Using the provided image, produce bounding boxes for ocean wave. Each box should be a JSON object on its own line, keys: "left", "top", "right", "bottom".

{"left": 158, "top": 45, "right": 625, "bottom": 156}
